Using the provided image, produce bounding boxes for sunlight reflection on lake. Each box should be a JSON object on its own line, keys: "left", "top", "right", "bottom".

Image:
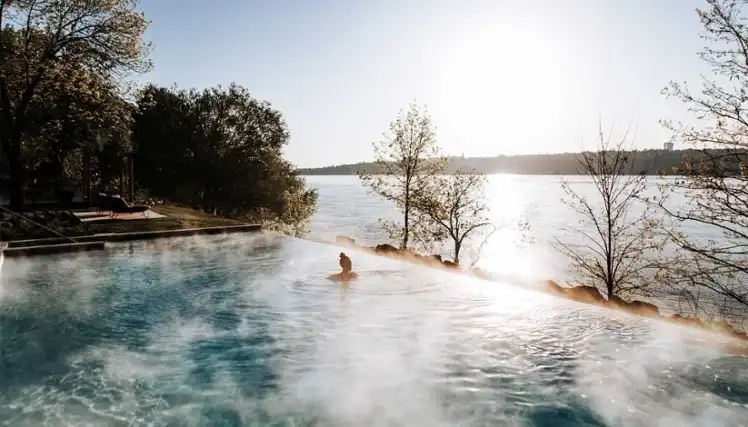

{"left": 304, "top": 174, "right": 725, "bottom": 310}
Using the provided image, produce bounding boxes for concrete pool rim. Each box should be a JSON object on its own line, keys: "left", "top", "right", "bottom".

{"left": 1, "top": 224, "right": 262, "bottom": 257}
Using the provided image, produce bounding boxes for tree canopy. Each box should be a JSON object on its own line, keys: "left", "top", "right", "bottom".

{"left": 0, "top": 0, "right": 151, "bottom": 209}
{"left": 0, "top": 1, "right": 316, "bottom": 231}
{"left": 359, "top": 103, "right": 444, "bottom": 249}
{"left": 657, "top": 0, "right": 748, "bottom": 319}
{"left": 132, "top": 83, "right": 317, "bottom": 227}
{"left": 415, "top": 168, "right": 492, "bottom": 263}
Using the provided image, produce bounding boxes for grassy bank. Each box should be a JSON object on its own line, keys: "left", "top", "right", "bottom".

{"left": 0, "top": 204, "right": 245, "bottom": 242}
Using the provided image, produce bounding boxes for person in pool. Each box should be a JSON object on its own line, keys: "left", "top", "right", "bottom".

{"left": 339, "top": 252, "right": 353, "bottom": 277}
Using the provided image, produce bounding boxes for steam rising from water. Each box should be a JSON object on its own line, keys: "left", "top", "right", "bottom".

{"left": 0, "top": 233, "right": 746, "bottom": 426}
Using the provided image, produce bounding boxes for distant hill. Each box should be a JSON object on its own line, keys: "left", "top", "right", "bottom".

{"left": 298, "top": 149, "right": 700, "bottom": 176}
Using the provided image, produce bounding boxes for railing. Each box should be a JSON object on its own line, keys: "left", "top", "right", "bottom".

{"left": 0, "top": 205, "right": 78, "bottom": 245}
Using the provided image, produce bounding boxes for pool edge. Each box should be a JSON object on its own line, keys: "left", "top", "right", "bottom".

{"left": 2, "top": 224, "right": 262, "bottom": 256}
{"left": 305, "top": 236, "right": 748, "bottom": 358}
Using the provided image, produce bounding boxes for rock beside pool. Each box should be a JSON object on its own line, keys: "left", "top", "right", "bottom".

{"left": 702, "top": 319, "right": 745, "bottom": 338}
{"left": 539, "top": 281, "right": 605, "bottom": 302}
{"left": 335, "top": 235, "right": 356, "bottom": 246}
{"left": 441, "top": 260, "right": 459, "bottom": 269}
{"left": 732, "top": 330, "right": 748, "bottom": 340}
{"left": 427, "top": 254, "right": 442, "bottom": 263}
{"left": 367, "top": 243, "right": 463, "bottom": 271}
{"left": 374, "top": 243, "right": 400, "bottom": 255}
{"left": 564, "top": 285, "right": 605, "bottom": 304}
{"left": 605, "top": 296, "right": 660, "bottom": 318}
{"left": 626, "top": 300, "right": 660, "bottom": 318}
{"left": 543, "top": 280, "right": 566, "bottom": 296}
{"left": 668, "top": 314, "right": 703, "bottom": 328}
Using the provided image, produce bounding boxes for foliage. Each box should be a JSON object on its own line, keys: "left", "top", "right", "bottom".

{"left": 132, "top": 83, "right": 317, "bottom": 231}
{"left": 358, "top": 102, "right": 445, "bottom": 250}
{"left": 658, "top": 0, "right": 748, "bottom": 317}
{"left": 24, "top": 61, "right": 132, "bottom": 192}
{"left": 300, "top": 149, "right": 700, "bottom": 176}
{"left": 553, "top": 125, "right": 664, "bottom": 299}
{"left": 0, "top": 1, "right": 313, "bottom": 232}
{"left": 414, "top": 168, "right": 492, "bottom": 263}
{"left": 0, "top": 0, "right": 151, "bottom": 209}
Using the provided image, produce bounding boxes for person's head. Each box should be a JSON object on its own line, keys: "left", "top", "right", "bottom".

{"left": 339, "top": 252, "right": 345, "bottom": 258}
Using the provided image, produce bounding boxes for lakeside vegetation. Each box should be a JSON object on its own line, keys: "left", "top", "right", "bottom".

{"left": 0, "top": 0, "right": 316, "bottom": 238}
{"left": 345, "top": 0, "right": 748, "bottom": 335}
{"left": 0, "top": 0, "right": 747, "bottom": 339}
{"left": 298, "top": 148, "right": 728, "bottom": 176}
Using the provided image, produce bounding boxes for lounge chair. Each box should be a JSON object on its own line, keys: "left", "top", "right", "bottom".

{"left": 95, "top": 193, "right": 121, "bottom": 215}
{"left": 100, "top": 195, "right": 151, "bottom": 219}
{"left": 95, "top": 193, "right": 110, "bottom": 215}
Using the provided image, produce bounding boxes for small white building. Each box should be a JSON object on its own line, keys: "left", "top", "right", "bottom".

{"left": 663, "top": 142, "right": 674, "bottom": 151}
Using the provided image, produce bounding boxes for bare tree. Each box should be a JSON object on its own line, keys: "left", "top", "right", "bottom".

{"left": 553, "top": 125, "right": 663, "bottom": 300}
{"left": 414, "top": 168, "right": 492, "bottom": 264}
{"left": 359, "top": 103, "right": 445, "bottom": 250}
{"left": 658, "top": 0, "right": 748, "bottom": 319}
{"left": 465, "top": 219, "right": 533, "bottom": 269}
{"left": 468, "top": 224, "right": 501, "bottom": 269}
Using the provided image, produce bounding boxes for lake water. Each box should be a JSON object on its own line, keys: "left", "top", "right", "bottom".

{"left": 304, "top": 175, "right": 727, "bottom": 315}
{"left": 0, "top": 234, "right": 747, "bottom": 426}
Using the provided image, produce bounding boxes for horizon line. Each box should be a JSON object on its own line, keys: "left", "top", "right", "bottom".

{"left": 295, "top": 146, "right": 696, "bottom": 170}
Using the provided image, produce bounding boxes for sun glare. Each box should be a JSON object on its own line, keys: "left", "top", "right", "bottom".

{"left": 473, "top": 175, "right": 538, "bottom": 283}
{"left": 437, "top": 26, "right": 572, "bottom": 155}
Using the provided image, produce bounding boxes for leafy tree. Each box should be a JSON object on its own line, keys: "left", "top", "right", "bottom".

{"left": 553, "top": 125, "right": 663, "bottom": 300}
{"left": 24, "top": 61, "right": 132, "bottom": 193}
{"left": 277, "top": 185, "right": 319, "bottom": 237}
{"left": 0, "top": 0, "right": 150, "bottom": 209}
{"left": 414, "top": 168, "right": 492, "bottom": 264}
{"left": 359, "top": 103, "right": 445, "bottom": 250}
{"left": 659, "top": 0, "right": 748, "bottom": 317}
{"left": 132, "top": 83, "right": 317, "bottom": 231}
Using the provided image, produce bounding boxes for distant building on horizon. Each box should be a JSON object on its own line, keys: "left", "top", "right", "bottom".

{"left": 663, "top": 141, "right": 674, "bottom": 151}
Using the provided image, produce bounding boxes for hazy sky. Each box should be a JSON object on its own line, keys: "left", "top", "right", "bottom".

{"left": 139, "top": 0, "right": 710, "bottom": 168}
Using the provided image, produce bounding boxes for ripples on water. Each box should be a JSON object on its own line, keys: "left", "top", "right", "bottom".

{"left": 0, "top": 233, "right": 747, "bottom": 426}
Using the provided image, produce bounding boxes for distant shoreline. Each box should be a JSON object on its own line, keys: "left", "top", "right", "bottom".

{"left": 297, "top": 148, "right": 697, "bottom": 176}
{"left": 301, "top": 171, "right": 689, "bottom": 176}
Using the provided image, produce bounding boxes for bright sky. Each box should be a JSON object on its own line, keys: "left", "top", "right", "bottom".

{"left": 139, "top": 0, "right": 710, "bottom": 168}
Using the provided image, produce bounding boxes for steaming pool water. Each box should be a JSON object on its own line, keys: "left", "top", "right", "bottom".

{"left": 0, "top": 233, "right": 747, "bottom": 426}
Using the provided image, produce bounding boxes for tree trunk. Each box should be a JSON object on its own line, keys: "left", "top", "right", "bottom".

{"left": 202, "top": 186, "right": 213, "bottom": 213}
{"left": 402, "top": 212, "right": 409, "bottom": 250}
{"left": 454, "top": 240, "right": 461, "bottom": 264}
{"left": 8, "top": 131, "right": 24, "bottom": 211}
{"left": 127, "top": 154, "right": 134, "bottom": 203}
{"left": 83, "top": 153, "right": 91, "bottom": 204}
{"left": 402, "top": 189, "right": 410, "bottom": 250}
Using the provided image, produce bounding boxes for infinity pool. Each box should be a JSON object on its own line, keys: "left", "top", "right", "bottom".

{"left": 0, "top": 233, "right": 746, "bottom": 426}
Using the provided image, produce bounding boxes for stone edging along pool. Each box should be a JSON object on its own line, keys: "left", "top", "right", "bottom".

{"left": 1, "top": 224, "right": 262, "bottom": 258}
{"left": 316, "top": 235, "right": 748, "bottom": 357}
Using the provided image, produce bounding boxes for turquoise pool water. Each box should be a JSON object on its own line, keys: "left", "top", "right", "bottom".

{"left": 0, "top": 233, "right": 746, "bottom": 426}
